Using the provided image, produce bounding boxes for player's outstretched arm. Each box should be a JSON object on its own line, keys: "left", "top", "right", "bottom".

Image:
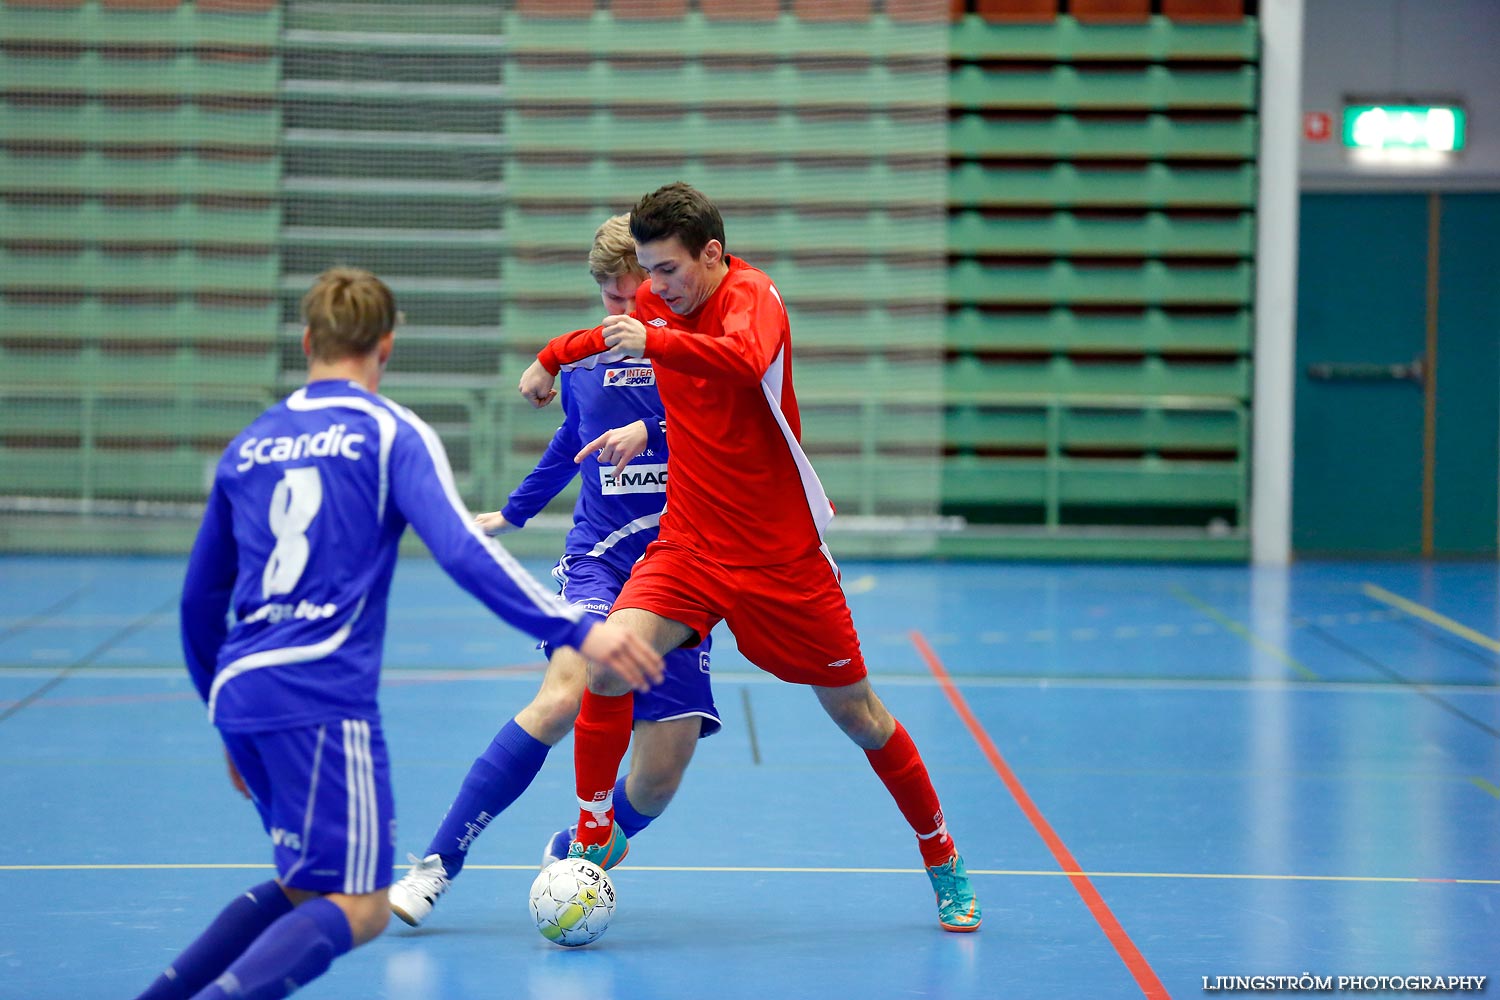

{"left": 576, "top": 620, "right": 665, "bottom": 693}
{"left": 498, "top": 375, "right": 585, "bottom": 526}
{"left": 635, "top": 285, "right": 784, "bottom": 384}
{"left": 535, "top": 325, "right": 634, "bottom": 376}
{"left": 391, "top": 412, "right": 597, "bottom": 651}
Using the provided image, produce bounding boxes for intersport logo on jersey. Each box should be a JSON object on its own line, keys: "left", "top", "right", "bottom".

{"left": 599, "top": 463, "right": 667, "bottom": 494}
{"left": 603, "top": 367, "right": 655, "bottom": 388}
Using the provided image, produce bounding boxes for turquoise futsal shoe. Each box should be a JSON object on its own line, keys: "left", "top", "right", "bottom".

{"left": 927, "top": 853, "right": 982, "bottom": 932}
{"left": 566, "top": 823, "right": 629, "bottom": 871}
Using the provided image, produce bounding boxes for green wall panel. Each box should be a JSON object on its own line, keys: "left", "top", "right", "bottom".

{"left": 0, "top": 0, "right": 282, "bottom": 528}
{"left": 944, "top": 14, "right": 1255, "bottom": 550}
{"left": 0, "top": 4, "right": 1260, "bottom": 561}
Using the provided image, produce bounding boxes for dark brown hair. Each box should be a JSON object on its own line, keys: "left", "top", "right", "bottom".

{"left": 629, "top": 182, "right": 725, "bottom": 258}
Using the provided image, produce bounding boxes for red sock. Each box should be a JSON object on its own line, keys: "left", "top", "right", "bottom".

{"left": 574, "top": 689, "right": 633, "bottom": 847}
{"left": 864, "top": 721, "right": 956, "bottom": 868}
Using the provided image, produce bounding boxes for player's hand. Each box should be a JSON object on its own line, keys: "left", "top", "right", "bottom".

{"left": 225, "top": 748, "right": 250, "bottom": 800}
{"left": 575, "top": 420, "right": 649, "bottom": 478}
{"left": 601, "top": 314, "right": 648, "bottom": 357}
{"left": 475, "top": 510, "right": 518, "bottom": 535}
{"left": 577, "top": 621, "right": 664, "bottom": 693}
{"left": 519, "top": 359, "right": 558, "bottom": 408}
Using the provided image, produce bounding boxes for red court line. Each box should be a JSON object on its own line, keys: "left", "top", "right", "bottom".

{"left": 911, "top": 630, "right": 1170, "bottom": 1000}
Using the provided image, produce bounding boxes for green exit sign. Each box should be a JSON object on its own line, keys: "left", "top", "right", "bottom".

{"left": 1343, "top": 104, "right": 1466, "bottom": 152}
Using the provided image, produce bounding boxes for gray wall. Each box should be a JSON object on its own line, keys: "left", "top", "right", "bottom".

{"left": 1301, "top": 0, "right": 1500, "bottom": 189}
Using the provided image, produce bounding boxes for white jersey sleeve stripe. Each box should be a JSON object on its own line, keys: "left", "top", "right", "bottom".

{"left": 383, "top": 396, "right": 573, "bottom": 620}
{"left": 760, "top": 346, "right": 835, "bottom": 539}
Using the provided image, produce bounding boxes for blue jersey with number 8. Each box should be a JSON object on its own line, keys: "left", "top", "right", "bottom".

{"left": 182, "top": 379, "right": 591, "bottom": 733}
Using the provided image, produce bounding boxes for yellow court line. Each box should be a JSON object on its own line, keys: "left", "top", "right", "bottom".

{"left": 1470, "top": 776, "right": 1500, "bottom": 800}
{"left": 1169, "top": 586, "right": 1320, "bottom": 681}
{"left": 3, "top": 862, "right": 1494, "bottom": 885}
{"left": 1362, "top": 583, "right": 1500, "bottom": 655}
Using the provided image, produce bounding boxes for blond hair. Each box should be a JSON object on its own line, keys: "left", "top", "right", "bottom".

{"left": 300, "top": 267, "right": 399, "bottom": 362}
{"left": 588, "top": 214, "right": 645, "bottom": 283}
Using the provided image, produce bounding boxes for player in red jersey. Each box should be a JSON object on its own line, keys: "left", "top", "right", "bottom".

{"left": 517, "top": 182, "right": 981, "bottom": 932}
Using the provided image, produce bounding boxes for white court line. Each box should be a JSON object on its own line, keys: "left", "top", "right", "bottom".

{"left": 2, "top": 666, "right": 1499, "bottom": 696}
{"left": 2, "top": 862, "right": 1494, "bottom": 886}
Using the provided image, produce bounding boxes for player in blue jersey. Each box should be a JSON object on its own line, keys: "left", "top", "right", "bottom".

{"left": 388, "top": 215, "right": 719, "bottom": 926}
{"left": 131, "top": 267, "right": 662, "bottom": 1000}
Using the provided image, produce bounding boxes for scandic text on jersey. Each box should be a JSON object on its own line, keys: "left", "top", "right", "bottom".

{"left": 237, "top": 423, "right": 365, "bottom": 472}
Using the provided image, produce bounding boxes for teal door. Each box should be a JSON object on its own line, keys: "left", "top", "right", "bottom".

{"left": 1430, "top": 194, "right": 1500, "bottom": 555}
{"left": 1293, "top": 193, "right": 1500, "bottom": 557}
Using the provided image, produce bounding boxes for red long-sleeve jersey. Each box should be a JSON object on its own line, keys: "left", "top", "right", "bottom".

{"left": 537, "top": 255, "right": 833, "bottom": 567}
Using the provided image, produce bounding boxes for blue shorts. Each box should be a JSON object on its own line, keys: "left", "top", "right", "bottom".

{"left": 546, "top": 553, "right": 721, "bottom": 738}
{"left": 221, "top": 719, "right": 396, "bottom": 895}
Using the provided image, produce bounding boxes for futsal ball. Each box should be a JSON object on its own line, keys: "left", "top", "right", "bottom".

{"left": 528, "top": 858, "right": 616, "bottom": 947}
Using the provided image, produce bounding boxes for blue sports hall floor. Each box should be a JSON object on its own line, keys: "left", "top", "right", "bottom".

{"left": 0, "top": 554, "right": 1496, "bottom": 999}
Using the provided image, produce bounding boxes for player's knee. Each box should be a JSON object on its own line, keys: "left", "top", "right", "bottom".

{"left": 585, "top": 665, "right": 633, "bottom": 697}
{"left": 628, "top": 768, "right": 683, "bottom": 813}
{"left": 351, "top": 899, "right": 393, "bottom": 947}
{"left": 831, "top": 705, "right": 880, "bottom": 743}
{"left": 820, "top": 688, "right": 892, "bottom": 749}
{"left": 325, "top": 891, "right": 391, "bottom": 947}
{"left": 524, "top": 688, "right": 582, "bottom": 743}
{"left": 363, "top": 901, "right": 392, "bottom": 941}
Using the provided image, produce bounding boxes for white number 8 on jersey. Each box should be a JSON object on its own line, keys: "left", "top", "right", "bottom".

{"left": 263, "top": 466, "right": 324, "bottom": 599}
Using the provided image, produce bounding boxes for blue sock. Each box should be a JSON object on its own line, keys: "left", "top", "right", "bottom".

{"left": 189, "top": 896, "right": 353, "bottom": 1000}
{"left": 612, "top": 775, "right": 657, "bottom": 839}
{"left": 427, "top": 718, "right": 550, "bottom": 876}
{"left": 133, "top": 880, "right": 292, "bottom": 1000}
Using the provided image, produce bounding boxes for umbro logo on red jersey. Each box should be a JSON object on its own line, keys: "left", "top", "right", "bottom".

{"left": 648, "top": 318, "right": 668, "bottom": 327}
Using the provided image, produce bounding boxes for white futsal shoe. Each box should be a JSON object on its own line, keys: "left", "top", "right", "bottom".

{"left": 541, "top": 825, "right": 577, "bottom": 869}
{"left": 389, "top": 853, "right": 451, "bottom": 927}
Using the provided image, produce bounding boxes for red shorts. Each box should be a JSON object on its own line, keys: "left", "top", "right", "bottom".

{"left": 614, "top": 539, "right": 868, "bottom": 687}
